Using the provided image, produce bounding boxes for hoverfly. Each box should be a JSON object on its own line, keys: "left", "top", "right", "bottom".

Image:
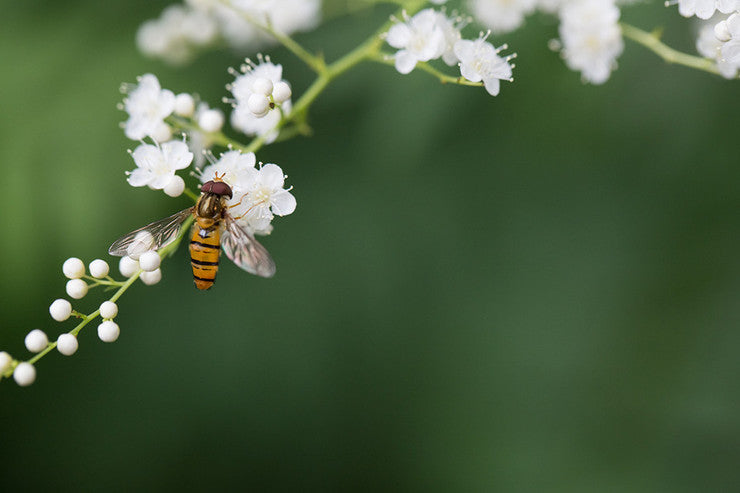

{"left": 108, "top": 176, "right": 275, "bottom": 289}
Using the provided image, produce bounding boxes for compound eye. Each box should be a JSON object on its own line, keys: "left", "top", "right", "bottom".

{"left": 200, "top": 181, "right": 215, "bottom": 194}
{"left": 212, "top": 181, "right": 233, "bottom": 198}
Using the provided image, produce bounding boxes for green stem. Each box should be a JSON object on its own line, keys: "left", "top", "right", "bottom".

{"left": 168, "top": 116, "right": 249, "bottom": 152}
{"left": 241, "top": 0, "right": 429, "bottom": 155}
{"left": 620, "top": 23, "right": 723, "bottom": 77}
{"left": 1, "top": 215, "right": 196, "bottom": 381}
{"left": 369, "top": 52, "right": 485, "bottom": 88}
{"left": 220, "top": 0, "right": 326, "bottom": 74}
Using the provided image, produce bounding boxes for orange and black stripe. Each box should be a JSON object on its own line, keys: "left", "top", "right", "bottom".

{"left": 190, "top": 227, "right": 221, "bottom": 290}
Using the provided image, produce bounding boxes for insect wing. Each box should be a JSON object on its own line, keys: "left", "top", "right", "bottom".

{"left": 221, "top": 215, "right": 276, "bottom": 278}
{"left": 109, "top": 208, "right": 193, "bottom": 257}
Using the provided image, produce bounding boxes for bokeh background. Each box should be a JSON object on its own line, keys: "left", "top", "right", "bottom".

{"left": 1, "top": 0, "right": 739, "bottom": 491}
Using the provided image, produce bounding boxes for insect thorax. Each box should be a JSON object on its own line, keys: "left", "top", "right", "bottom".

{"left": 195, "top": 193, "right": 227, "bottom": 225}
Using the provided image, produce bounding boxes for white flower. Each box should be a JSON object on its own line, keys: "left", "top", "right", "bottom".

{"left": 0, "top": 352, "right": 12, "bottom": 373}
{"left": 98, "top": 321, "right": 120, "bottom": 343}
{"left": 56, "top": 334, "right": 79, "bottom": 356}
{"left": 469, "top": 0, "right": 538, "bottom": 34}
{"left": 136, "top": 4, "right": 219, "bottom": 64}
{"left": 231, "top": 164, "right": 297, "bottom": 234}
{"left": 223, "top": 0, "right": 321, "bottom": 43}
{"left": 119, "top": 256, "right": 140, "bottom": 277}
{"left": 675, "top": 0, "right": 739, "bottom": 19}
{"left": 122, "top": 74, "right": 176, "bottom": 141}
{"left": 49, "top": 299, "right": 73, "bottom": 322}
{"left": 127, "top": 140, "right": 193, "bottom": 191}
{"left": 696, "top": 16, "right": 738, "bottom": 78}
{"left": 201, "top": 150, "right": 257, "bottom": 187}
{"left": 557, "top": 0, "right": 624, "bottom": 84}
{"left": 66, "top": 279, "right": 88, "bottom": 299}
{"left": 200, "top": 151, "right": 296, "bottom": 234}
{"left": 229, "top": 59, "right": 292, "bottom": 143}
{"left": 435, "top": 11, "right": 467, "bottom": 65}
{"left": 196, "top": 104, "right": 225, "bottom": 133}
{"left": 138, "top": 251, "right": 162, "bottom": 272}
{"left": 140, "top": 269, "right": 163, "bottom": 286}
{"left": 99, "top": 301, "right": 119, "bottom": 320}
{"left": 25, "top": 330, "right": 48, "bottom": 353}
{"left": 13, "top": 362, "right": 36, "bottom": 386}
{"left": 62, "top": 257, "right": 85, "bottom": 279}
{"left": 717, "top": 12, "right": 740, "bottom": 71}
{"left": 386, "top": 9, "right": 447, "bottom": 74}
{"left": 174, "top": 93, "right": 196, "bottom": 117}
{"left": 178, "top": 0, "right": 321, "bottom": 53}
{"left": 272, "top": 81, "right": 292, "bottom": 103}
{"left": 89, "top": 259, "right": 110, "bottom": 278}
{"left": 454, "top": 36, "right": 515, "bottom": 96}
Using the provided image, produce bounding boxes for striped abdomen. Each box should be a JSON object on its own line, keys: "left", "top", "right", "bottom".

{"left": 190, "top": 226, "right": 221, "bottom": 290}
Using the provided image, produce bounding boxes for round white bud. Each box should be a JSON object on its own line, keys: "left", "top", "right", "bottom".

{"left": 89, "top": 259, "right": 110, "bottom": 278}
{"left": 152, "top": 121, "right": 173, "bottom": 142}
{"left": 56, "top": 334, "right": 79, "bottom": 356}
{"left": 98, "top": 321, "right": 120, "bottom": 343}
{"left": 252, "top": 77, "right": 274, "bottom": 96}
{"left": 247, "top": 93, "right": 270, "bottom": 117}
{"left": 0, "top": 351, "right": 12, "bottom": 373}
{"left": 25, "top": 329, "right": 48, "bottom": 353}
{"left": 139, "top": 250, "right": 161, "bottom": 272}
{"left": 99, "top": 301, "right": 119, "bottom": 319}
{"left": 174, "top": 93, "right": 195, "bottom": 117}
{"left": 13, "top": 362, "right": 36, "bottom": 386}
{"left": 119, "top": 256, "right": 140, "bottom": 277}
{"left": 66, "top": 279, "right": 89, "bottom": 299}
{"left": 714, "top": 21, "right": 731, "bottom": 42}
{"left": 126, "top": 231, "right": 155, "bottom": 259}
{"left": 62, "top": 257, "right": 85, "bottom": 279}
{"left": 272, "top": 81, "right": 292, "bottom": 104}
{"left": 164, "top": 175, "right": 185, "bottom": 197}
{"left": 140, "top": 268, "right": 162, "bottom": 286}
{"left": 49, "top": 299, "right": 73, "bottom": 322}
{"left": 198, "top": 108, "right": 224, "bottom": 132}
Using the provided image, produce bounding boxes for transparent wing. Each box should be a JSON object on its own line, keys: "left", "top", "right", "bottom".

{"left": 108, "top": 208, "right": 193, "bottom": 257}
{"left": 221, "top": 215, "right": 276, "bottom": 278}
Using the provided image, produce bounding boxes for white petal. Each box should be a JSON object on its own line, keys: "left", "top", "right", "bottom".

{"left": 161, "top": 140, "right": 193, "bottom": 170}
{"left": 127, "top": 168, "right": 151, "bottom": 187}
{"left": 727, "top": 12, "right": 740, "bottom": 36}
{"left": 124, "top": 116, "right": 148, "bottom": 140}
{"left": 460, "top": 62, "right": 483, "bottom": 83}
{"left": 259, "top": 163, "right": 285, "bottom": 190}
{"left": 394, "top": 50, "right": 418, "bottom": 74}
{"left": 483, "top": 77, "right": 501, "bottom": 96}
{"left": 150, "top": 172, "right": 174, "bottom": 189}
{"left": 131, "top": 144, "right": 161, "bottom": 170}
{"left": 453, "top": 39, "right": 476, "bottom": 63}
{"left": 721, "top": 40, "right": 740, "bottom": 65}
{"left": 387, "top": 24, "right": 412, "bottom": 48}
{"left": 270, "top": 191, "right": 296, "bottom": 216}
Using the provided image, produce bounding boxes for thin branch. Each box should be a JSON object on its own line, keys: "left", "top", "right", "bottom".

{"left": 620, "top": 23, "right": 724, "bottom": 77}
{"left": 369, "top": 52, "right": 485, "bottom": 88}
{"left": 219, "top": 0, "right": 326, "bottom": 74}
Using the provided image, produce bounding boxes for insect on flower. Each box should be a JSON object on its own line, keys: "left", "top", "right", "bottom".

{"left": 108, "top": 174, "right": 275, "bottom": 289}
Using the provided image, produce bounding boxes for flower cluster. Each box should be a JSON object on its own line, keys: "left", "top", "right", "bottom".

{"left": 200, "top": 150, "right": 296, "bottom": 235}
{"left": 557, "top": 0, "right": 624, "bottom": 85}
{"left": 227, "top": 57, "right": 293, "bottom": 144}
{"left": 385, "top": 8, "right": 516, "bottom": 96}
{"left": 695, "top": 12, "right": 740, "bottom": 78}
{"left": 469, "top": 0, "right": 539, "bottom": 34}
{"left": 137, "top": 0, "right": 322, "bottom": 64}
{"left": 0, "top": 255, "right": 164, "bottom": 387}
{"left": 673, "top": 0, "right": 739, "bottom": 20}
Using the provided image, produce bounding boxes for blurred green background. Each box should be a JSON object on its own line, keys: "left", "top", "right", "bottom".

{"left": 2, "top": 0, "right": 739, "bottom": 491}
